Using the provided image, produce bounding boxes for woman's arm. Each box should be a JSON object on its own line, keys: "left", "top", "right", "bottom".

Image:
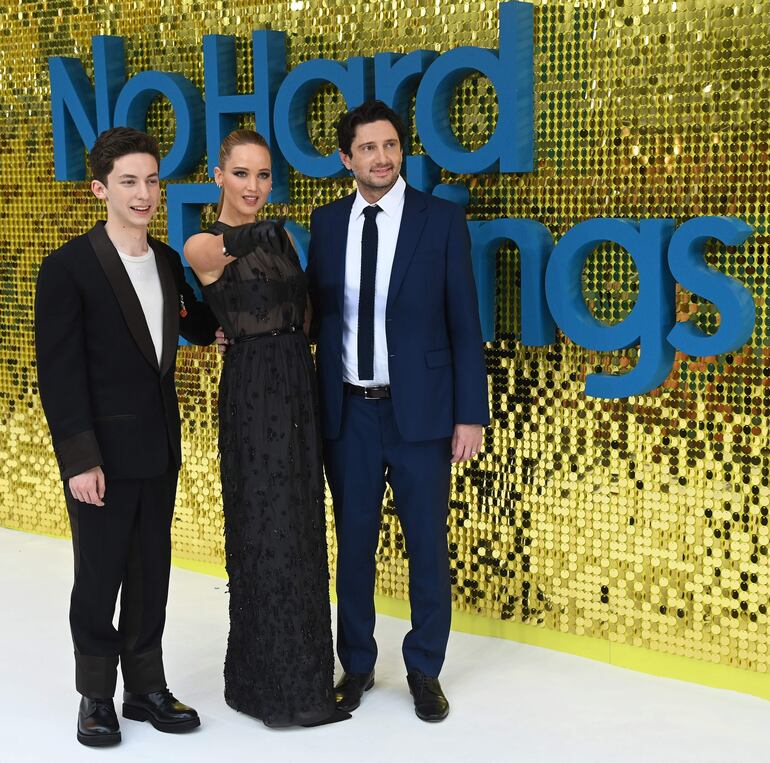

{"left": 183, "top": 232, "right": 234, "bottom": 286}
{"left": 185, "top": 221, "right": 286, "bottom": 285}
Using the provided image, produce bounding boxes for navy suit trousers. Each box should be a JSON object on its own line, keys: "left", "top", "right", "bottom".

{"left": 324, "top": 392, "right": 452, "bottom": 677}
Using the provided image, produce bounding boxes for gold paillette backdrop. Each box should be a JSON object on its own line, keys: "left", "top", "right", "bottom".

{"left": 1, "top": 0, "right": 768, "bottom": 683}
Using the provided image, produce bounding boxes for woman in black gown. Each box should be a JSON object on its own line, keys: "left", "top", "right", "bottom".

{"left": 184, "top": 130, "right": 345, "bottom": 727}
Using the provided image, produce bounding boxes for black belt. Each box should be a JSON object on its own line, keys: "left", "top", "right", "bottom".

{"left": 232, "top": 325, "right": 301, "bottom": 344}
{"left": 344, "top": 383, "right": 391, "bottom": 399}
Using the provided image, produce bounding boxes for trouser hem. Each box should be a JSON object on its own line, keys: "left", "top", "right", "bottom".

{"left": 120, "top": 647, "right": 166, "bottom": 694}
{"left": 75, "top": 652, "right": 119, "bottom": 698}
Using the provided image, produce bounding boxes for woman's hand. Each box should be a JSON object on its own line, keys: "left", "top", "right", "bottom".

{"left": 222, "top": 219, "right": 286, "bottom": 258}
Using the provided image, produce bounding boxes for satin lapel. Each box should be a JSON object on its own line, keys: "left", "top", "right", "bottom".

{"left": 151, "top": 240, "right": 180, "bottom": 379}
{"left": 386, "top": 185, "right": 428, "bottom": 313}
{"left": 88, "top": 222, "right": 160, "bottom": 373}
{"left": 331, "top": 194, "right": 355, "bottom": 312}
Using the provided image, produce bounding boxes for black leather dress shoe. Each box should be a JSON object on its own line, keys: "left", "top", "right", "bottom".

{"left": 407, "top": 671, "right": 450, "bottom": 722}
{"left": 77, "top": 696, "right": 121, "bottom": 747}
{"left": 122, "top": 688, "right": 200, "bottom": 733}
{"left": 334, "top": 670, "right": 375, "bottom": 712}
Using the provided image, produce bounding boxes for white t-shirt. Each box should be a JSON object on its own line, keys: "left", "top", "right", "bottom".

{"left": 117, "top": 247, "right": 164, "bottom": 365}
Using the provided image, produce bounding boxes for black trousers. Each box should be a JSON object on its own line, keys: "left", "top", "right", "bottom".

{"left": 65, "top": 468, "right": 178, "bottom": 698}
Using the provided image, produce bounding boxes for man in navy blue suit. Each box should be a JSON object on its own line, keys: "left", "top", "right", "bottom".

{"left": 307, "top": 100, "right": 489, "bottom": 722}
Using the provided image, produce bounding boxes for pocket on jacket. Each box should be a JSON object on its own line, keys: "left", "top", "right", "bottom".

{"left": 425, "top": 348, "right": 452, "bottom": 368}
{"left": 94, "top": 414, "right": 137, "bottom": 422}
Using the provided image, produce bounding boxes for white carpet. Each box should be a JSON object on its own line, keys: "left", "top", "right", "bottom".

{"left": 1, "top": 527, "right": 767, "bottom": 762}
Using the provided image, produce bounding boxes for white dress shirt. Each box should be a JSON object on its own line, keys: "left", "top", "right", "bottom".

{"left": 342, "top": 174, "right": 406, "bottom": 386}
{"left": 117, "top": 247, "right": 164, "bottom": 365}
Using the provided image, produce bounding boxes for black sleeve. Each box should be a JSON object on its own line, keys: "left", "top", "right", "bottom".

{"left": 306, "top": 209, "right": 321, "bottom": 343}
{"left": 34, "top": 255, "right": 103, "bottom": 479}
{"left": 167, "top": 247, "right": 219, "bottom": 346}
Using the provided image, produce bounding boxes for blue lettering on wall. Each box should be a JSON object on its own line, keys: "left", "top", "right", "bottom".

{"left": 203, "top": 32, "right": 289, "bottom": 201}
{"left": 49, "top": 35, "right": 204, "bottom": 179}
{"left": 545, "top": 219, "right": 677, "bottom": 399}
{"left": 666, "top": 216, "right": 755, "bottom": 357}
{"left": 469, "top": 218, "right": 554, "bottom": 345}
{"left": 48, "top": 2, "right": 756, "bottom": 398}
{"left": 114, "top": 71, "right": 205, "bottom": 177}
{"left": 273, "top": 56, "right": 374, "bottom": 178}
{"left": 415, "top": 0, "right": 534, "bottom": 174}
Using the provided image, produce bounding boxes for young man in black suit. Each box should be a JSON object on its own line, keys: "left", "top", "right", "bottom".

{"left": 35, "top": 127, "right": 218, "bottom": 747}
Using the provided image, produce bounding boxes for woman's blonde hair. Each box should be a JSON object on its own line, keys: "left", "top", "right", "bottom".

{"left": 216, "top": 129, "right": 270, "bottom": 217}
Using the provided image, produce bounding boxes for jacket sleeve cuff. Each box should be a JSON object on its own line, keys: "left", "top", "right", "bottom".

{"left": 54, "top": 430, "right": 103, "bottom": 480}
{"left": 454, "top": 403, "right": 491, "bottom": 426}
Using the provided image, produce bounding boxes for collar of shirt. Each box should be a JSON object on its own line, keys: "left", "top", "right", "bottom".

{"left": 350, "top": 174, "right": 406, "bottom": 221}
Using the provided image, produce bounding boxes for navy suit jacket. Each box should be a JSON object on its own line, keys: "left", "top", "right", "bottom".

{"left": 307, "top": 183, "right": 490, "bottom": 442}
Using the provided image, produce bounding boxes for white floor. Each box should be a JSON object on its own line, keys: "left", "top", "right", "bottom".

{"left": 1, "top": 527, "right": 768, "bottom": 762}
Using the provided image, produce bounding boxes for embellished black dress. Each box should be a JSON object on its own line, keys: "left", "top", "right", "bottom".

{"left": 202, "top": 221, "right": 335, "bottom": 726}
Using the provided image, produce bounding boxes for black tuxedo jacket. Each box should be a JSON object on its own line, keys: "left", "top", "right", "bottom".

{"left": 35, "top": 221, "right": 218, "bottom": 480}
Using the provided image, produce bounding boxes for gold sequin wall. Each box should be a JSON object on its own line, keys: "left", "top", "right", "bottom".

{"left": 1, "top": 1, "right": 768, "bottom": 681}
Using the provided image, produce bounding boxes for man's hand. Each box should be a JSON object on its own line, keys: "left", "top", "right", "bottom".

{"left": 69, "top": 466, "right": 106, "bottom": 506}
{"left": 451, "top": 424, "right": 483, "bottom": 463}
{"left": 215, "top": 327, "right": 230, "bottom": 356}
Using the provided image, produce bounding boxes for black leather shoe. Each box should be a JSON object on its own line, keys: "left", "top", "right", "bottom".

{"left": 334, "top": 670, "right": 375, "bottom": 712}
{"left": 407, "top": 671, "right": 450, "bottom": 722}
{"left": 77, "top": 696, "right": 121, "bottom": 747}
{"left": 122, "top": 688, "right": 200, "bottom": 733}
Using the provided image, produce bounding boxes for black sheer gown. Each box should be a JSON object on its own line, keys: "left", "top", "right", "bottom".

{"left": 202, "top": 221, "right": 335, "bottom": 726}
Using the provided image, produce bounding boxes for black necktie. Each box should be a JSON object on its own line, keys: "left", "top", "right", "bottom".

{"left": 358, "top": 204, "right": 381, "bottom": 381}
